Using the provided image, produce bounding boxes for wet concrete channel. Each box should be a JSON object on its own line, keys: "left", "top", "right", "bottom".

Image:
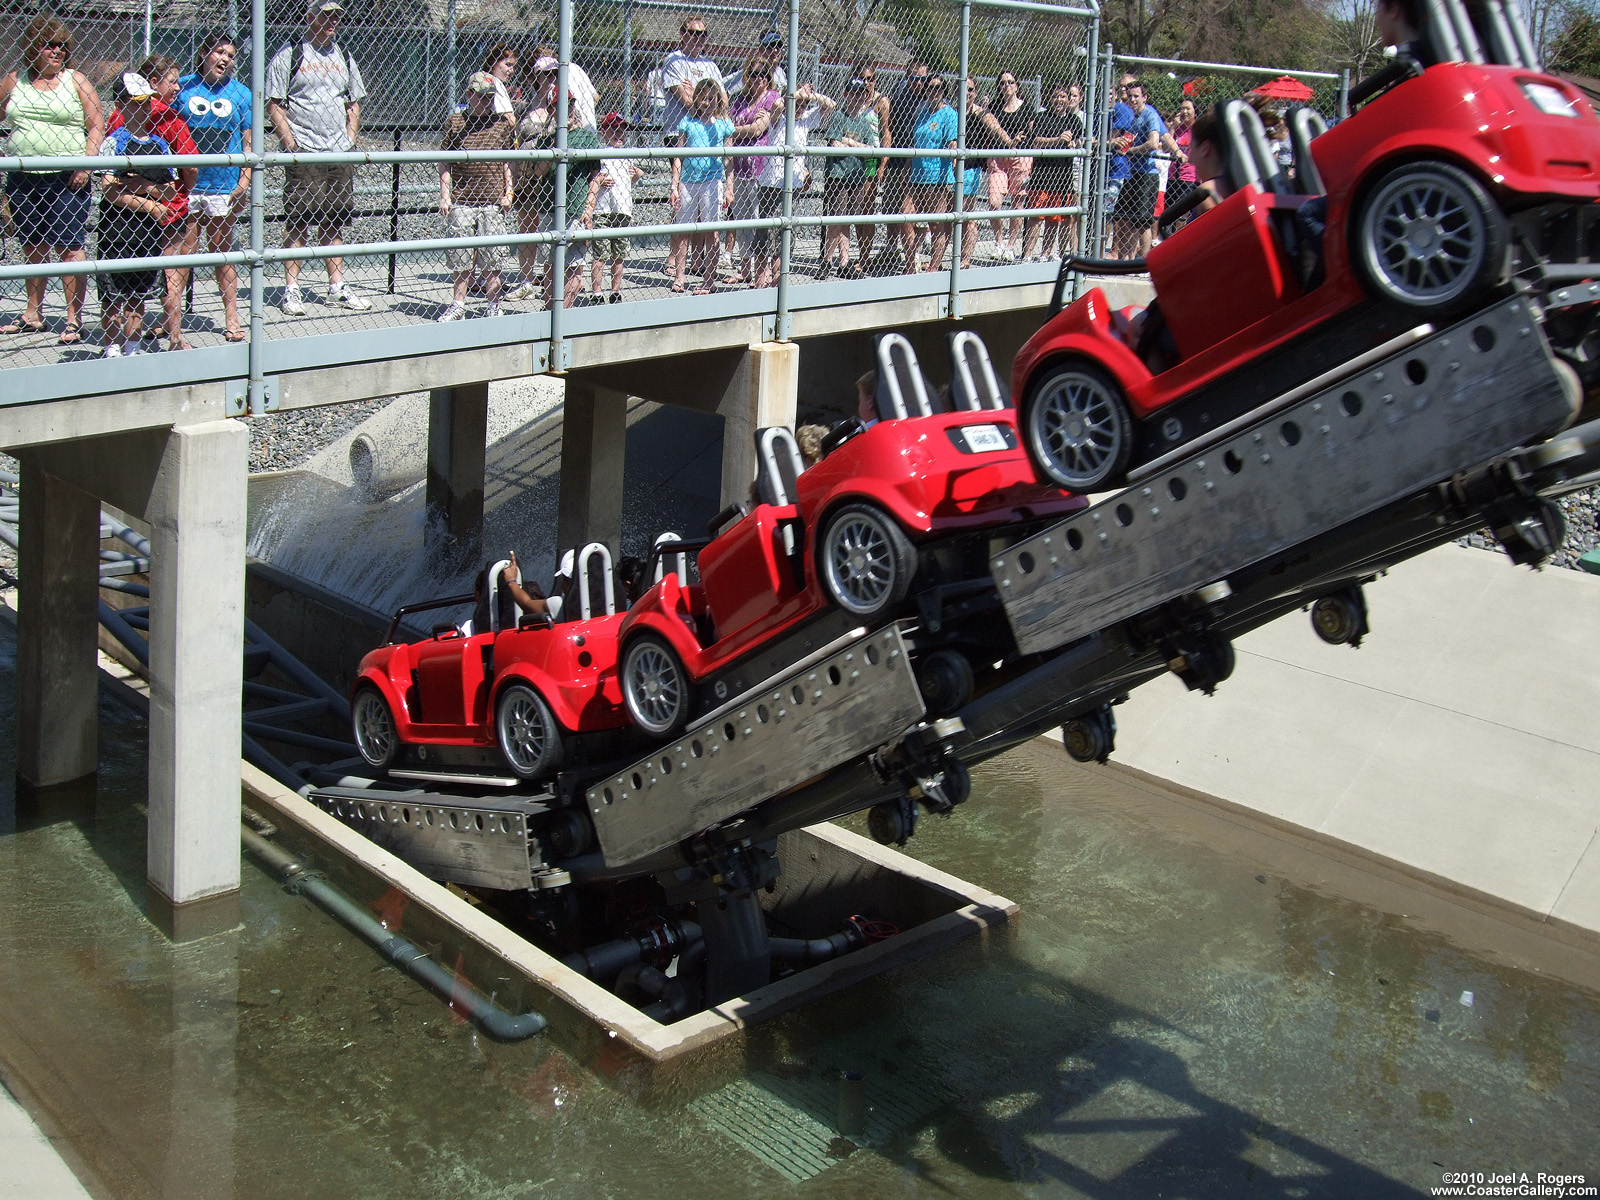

{"left": 0, "top": 618, "right": 1596, "bottom": 1199}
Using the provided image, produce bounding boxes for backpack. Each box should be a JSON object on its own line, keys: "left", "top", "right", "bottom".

{"left": 279, "top": 39, "right": 351, "bottom": 103}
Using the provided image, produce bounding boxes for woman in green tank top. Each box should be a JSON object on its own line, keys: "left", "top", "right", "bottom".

{"left": 0, "top": 16, "right": 105, "bottom": 341}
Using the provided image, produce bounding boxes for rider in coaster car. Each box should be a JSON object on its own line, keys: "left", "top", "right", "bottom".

{"left": 461, "top": 551, "right": 550, "bottom": 635}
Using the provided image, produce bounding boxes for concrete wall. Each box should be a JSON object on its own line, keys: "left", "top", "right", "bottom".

{"left": 1106, "top": 542, "right": 1600, "bottom": 943}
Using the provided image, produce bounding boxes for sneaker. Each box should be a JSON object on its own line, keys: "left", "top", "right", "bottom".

{"left": 281, "top": 288, "right": 306, "bottom": 316}
{"left": 483, "top": 300, "right": 502, "bottom": 319}
{"left": 608, "top": 292, "right": 622, "bottom": 304}
{"left": 102, "top": 343, "right": 123, "bottom": 359}
{"left": 506, "top": 281, "right": 539, "bottom": 302}
{"left": 327, "top": 283, "right": 371, "bottom": 311}
{"left": 121, "top": 340, "right": 143, "bottom": 356}
{"left": 437, "top": 302, "right": 467, "bottom": 323}
{"left": 816, "top": 260, "right": 833, "bottom": 281}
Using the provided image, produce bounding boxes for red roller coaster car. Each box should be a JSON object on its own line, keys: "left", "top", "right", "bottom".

{"left": 1014, "top": 48, "right": 1600, "bottom": 493}
{"left": 615, "top": 335, "right": 1089, "bottom": 739}
{"left": 349, "top": 547, "right": 633, "bottom": 783}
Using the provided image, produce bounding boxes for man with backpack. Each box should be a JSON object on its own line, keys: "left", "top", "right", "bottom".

{"left": 265, "top": 0, "right": 372, "bottom": 315}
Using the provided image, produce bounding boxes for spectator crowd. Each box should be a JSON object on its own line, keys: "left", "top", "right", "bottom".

{"left": 1, "top": 5, "right": 1312, "bottom": 348}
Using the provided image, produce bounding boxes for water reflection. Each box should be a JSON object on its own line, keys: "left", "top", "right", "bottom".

{"left": 0, "top": 627, "right": 1596, "bottom": 1197}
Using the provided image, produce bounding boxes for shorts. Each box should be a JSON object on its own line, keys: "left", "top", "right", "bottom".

{"left": 987, "top": 157, "right": 1031, "bottom": 207}
{"left": 444, "top": 203, "right": 510, "bottom": 272}
{"left": 1028, "top": 189, "right": 1067, "bottom": 223}
{"left": 905, "top": 183, "right": 951, "bottom": 213}
{"left": 189, "top": 192, "right": 238, "bottom": 219}
{"left": 676, "top": 177, "right": 721, "bottom": 225}
{"left": 878, "top": 161, "right": 910, "bottom": 217}
{"left": 7, "top": 170, "right": 91, "bottom": 249}
{"left": 283, "top": 162, "right": 355, "bottom": 226}
{"left": 1113, "top": 173, "right": 1158, "bottom": 225}
{"left": 752, "top": 186, "right": 784, "bottom": 253}
{"left": 823, "top": 176, "right": 866, "bottom": 218}
{"left": 95, "top": 207, "right": 166, "bottom": 302}
{"left": 728, "top": 176, "right": 763, "bottom": 252}
{"left": 592, "top": 211, "right": 631, "bottom": 261}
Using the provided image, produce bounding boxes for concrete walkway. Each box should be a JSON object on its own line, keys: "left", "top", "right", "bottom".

{"left": 1107, "top": 541, "right": 1600, "bottom": 943}
{"left": 0, "top": 1079, "right": 91, "bottom": 1200}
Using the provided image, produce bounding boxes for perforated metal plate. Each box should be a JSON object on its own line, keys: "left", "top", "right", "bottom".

{"left": 310, "top": 787, "right": 547, "bottom": 891}
{"left": 688, "top": 1063, "right": 953, "bottom": 1182}
{"left": 992, "top": 297, "right": 1578, "bottom": 656}
{"left": 586, "top": 625, "right": 926, "bottom": 867}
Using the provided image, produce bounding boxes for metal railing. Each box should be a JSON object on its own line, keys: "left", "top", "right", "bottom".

{"left": 0, "top": 0, "right": 1349, "bottom": 413}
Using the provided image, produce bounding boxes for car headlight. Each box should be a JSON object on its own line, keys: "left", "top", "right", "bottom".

{"left": 1522, "top": 80, "right": 1580, "bottom": 117}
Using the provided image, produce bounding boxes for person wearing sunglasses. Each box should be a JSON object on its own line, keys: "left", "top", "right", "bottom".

{"left": 851, "top": 62, "right": 892, "bottom": 265}
{"left": 879, "top": 58, "right": 930, "bottom": 271}
{"left": 903, "top": 74, "right": 957, "bottom": 272}
{"left": 985, "top": 70, "right": 1034, "bottom": 261}
{"left": 0, "top": 16, "right": 105, "bottom": 343}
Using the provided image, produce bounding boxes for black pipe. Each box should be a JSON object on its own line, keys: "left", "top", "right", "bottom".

{"left": 769, "top": 926, "right": 866, "bottom": 965}
{"left": 242, "top": 826, "right": 546, "bottom": 1041}
{"left": 560, "top": 920, "right": 701, "bottom": 983}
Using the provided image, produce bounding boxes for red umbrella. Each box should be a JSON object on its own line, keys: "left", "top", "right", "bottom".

{"left": 1249, "top": 75, "right": 1315, "bottom": 101}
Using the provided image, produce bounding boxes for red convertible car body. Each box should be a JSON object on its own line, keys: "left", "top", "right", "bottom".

{"left": 349, "top": 549, "right": 635, "bottom": 783}
{"left": 1013, "top": 56, "right": 1600, "bottom": 491}
{"left": 614, "top": 387, "right": 1088, "bottom": 737}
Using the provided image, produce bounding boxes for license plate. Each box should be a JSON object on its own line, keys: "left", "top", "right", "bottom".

{"left": 962, "top": 424, "right": 1009, "bottom": 453}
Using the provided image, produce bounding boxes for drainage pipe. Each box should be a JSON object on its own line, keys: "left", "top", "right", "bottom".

{"left": 768, "top": 925, "right": 867, "bottom": 966}
{"left": 561, "top": 920, "right": 701, "bottom": 983}
{"left": 241, "top": 826, "right": 547, "bottom": 1040}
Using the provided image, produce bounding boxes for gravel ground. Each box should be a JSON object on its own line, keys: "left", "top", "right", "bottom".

{"left": 248, "top": 398, "right": 394, "bottom": 475}
{"left": 1458, "top": 482, "right": 1600, "bottom": 569}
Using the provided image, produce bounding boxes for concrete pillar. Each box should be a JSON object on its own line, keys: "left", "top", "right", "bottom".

{"left": 555, "top": 378, "right": 627, "bottom": 558}
{"left": 15, "top": 460, "right": 102, "bottom": 790}
{"left": 144, "top": 420, "right": 248, "bottom": 918}
{"left": 717, "top": 341, "right": 799, "bottom": 510}
{"left": 425, "top": 381, "right": 490, "bottom": 566}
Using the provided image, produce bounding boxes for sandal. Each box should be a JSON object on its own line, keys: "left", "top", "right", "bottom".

{"left": 2, "top": 316, "right": 46, "bottom": 334}
{"left": 670, "top": 283, "right": 687, "bottom": 294}
{"left": 57, "top": 322, "right": 82, "bottom": 345}
{"left": 223, "top": 329, "right": 247, "bottom": 343}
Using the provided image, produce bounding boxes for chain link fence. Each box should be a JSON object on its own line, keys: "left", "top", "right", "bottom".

{"left": 0, "top": 0, "right": 1344, "bottom": 377}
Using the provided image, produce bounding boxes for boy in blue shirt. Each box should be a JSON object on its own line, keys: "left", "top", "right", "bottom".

{"left": 669, "top": 78, "right": 733, "bottom": 294}
{"left": 177, "top": 34, "right": 253, "bottom": 340}
{"left": 97, "top": 73, "right": 177, "bottom": 357}
{"left": 1111, "top": 78, "right": 1162, "bottom": 259}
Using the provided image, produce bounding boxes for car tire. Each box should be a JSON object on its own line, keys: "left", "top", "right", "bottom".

{"left": 1353, "top": 161, "right": 1506, "bottom": 314}
{"left": 495, "top": 683, "right": 565, "bottom": 781}
{"left": 622, "top": 633, "right": 692, "bottom": 738}
{"left": 820, "top": 502, "right": 915, "bottom": 619}
{"left": 351, "top": 685, "right": 399, "bottom": 770}
{"left": 1022, "top": 361, "right": 1133, "bottom": 493}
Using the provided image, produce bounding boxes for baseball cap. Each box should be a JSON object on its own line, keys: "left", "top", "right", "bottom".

{"left": 310, "top": 0, "right": 344, "bottom": 12}
{"left": 844, "top": 76, "right": 868, "bottom": 93}
{"left": 532, "top": 54, "right": 558, "bottom": 72}
{"left": 114, "top": 71, "right": 157, "bottom": 102}
{"left": 599, "top": 111, "right": 634, "bottom": 134}
{"left": 466, "top": 70, "right": 498, "bottom": 95}
{"left": 759, "top": 29, "right": 783, "bottom": 47}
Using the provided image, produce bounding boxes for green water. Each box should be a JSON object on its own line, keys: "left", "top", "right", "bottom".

{"left": 1, "top": 622, "right": 1596, "bottom": 1199}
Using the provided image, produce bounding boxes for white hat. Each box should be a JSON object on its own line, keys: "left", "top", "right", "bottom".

{"left": 116, "top": 72, "right": 156, "bottom": 102}
{"left": 557, "top": 549, "right": 575, "bottom": 578}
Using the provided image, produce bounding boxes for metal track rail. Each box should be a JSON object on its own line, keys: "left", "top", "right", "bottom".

{"left": 991, "top": 296, "right": 1580, "bottom": 657}
{"left": 584, "top": 624, "right": 927, "bottom": 867}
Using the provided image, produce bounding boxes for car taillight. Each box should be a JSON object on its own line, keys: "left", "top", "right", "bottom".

{"left": 1522, "top": 80, "right": 1581, "bottom": 117}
